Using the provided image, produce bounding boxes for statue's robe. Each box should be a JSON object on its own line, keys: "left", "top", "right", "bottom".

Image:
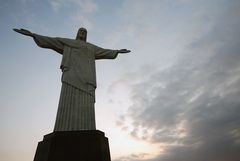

{"left": 33, "top": 34, "right": 118, "bottom": 131}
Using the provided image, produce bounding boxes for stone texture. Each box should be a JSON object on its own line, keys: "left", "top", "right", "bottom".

{"left": 34, "top": 130, "right": 111, "bottom": 161}
{"left": 54, "top": 83, "right": 96, "bottom": 131}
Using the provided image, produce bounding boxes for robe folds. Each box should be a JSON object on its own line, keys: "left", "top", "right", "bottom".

{"left": 33, "top": 34, "right": 118, "bottom": 131}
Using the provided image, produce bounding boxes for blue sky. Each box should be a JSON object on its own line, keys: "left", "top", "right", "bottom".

{"left": 1, "top": 0, "right": 240, "bottom": 161}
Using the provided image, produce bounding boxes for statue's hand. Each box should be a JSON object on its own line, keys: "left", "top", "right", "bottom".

{"left": 13, "top": 28, "right": 33, "bottom": 37}
{"left": 117, "top": 49, "right": 131, "bottom": 54}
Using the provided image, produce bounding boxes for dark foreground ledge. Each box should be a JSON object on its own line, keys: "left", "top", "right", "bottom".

{"left": 34, "top": 130, "right": 111, "bottom": 161}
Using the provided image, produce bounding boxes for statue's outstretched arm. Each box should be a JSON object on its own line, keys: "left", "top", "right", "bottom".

{"left": 13, "top": 28, "right": 64, "bottom": 54}
{"left": 94, "top": 45, "right": 131, "bottom": 60}
{"left": 117, "top": 49, "right": 131, "bottom": 54}
{"left": 13, "top": 28, "right": 34, "bottom": 38}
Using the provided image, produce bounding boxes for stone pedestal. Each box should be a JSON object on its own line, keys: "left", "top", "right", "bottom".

{"left": 34, "top": 130, "right": 111, "bottom": 161}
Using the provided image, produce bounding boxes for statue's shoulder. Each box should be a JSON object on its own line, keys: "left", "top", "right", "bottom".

{"left": 85, "top": 42, "right": 100, "bottom": 49}
{"left": 86, "top": 42, "right": 94, "bottom": 47}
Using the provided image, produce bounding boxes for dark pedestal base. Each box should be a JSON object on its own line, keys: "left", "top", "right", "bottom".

{"left": 34, "top": 130, "right": 111, "bottom": 161}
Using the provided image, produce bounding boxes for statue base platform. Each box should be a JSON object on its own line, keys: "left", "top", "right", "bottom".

{"left": 33, "top": 130, "right": 111, "bottom": 161}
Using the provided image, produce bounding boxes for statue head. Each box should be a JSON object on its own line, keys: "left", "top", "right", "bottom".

{"left": 76, "top": 27, "right": 87, "bottom": 41}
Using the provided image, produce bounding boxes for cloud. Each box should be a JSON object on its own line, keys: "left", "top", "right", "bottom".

{"left": 101, "top": 0, "right": 225, "bottom": 73}
{"left": 49, "top": 0, "right": 64, "bottom": 12}
{"left": 20, "top": 0, "right": 35, "bottom": 4}
{"left": 113, "top": 153, "right": 151, "bottom": 161}
{"left": 48, "top": 0, "right": 97, "bottom": 30}
{"left": 79, "top": 0, "right": 97, "bottom": 14}
{"left": 49, "top": 0, "right": 97, "bottom": 13}
{"left": 71, "top": 14, "right": 93, "bottom": 30}
{"left": 115, "top": 1, "right": 240, "bottom": 161}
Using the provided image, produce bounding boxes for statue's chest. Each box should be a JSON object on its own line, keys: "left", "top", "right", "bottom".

{"left": 71, "top": 47, "right": 94, "bottom": 60}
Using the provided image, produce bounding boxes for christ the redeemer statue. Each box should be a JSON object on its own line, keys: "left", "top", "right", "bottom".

{"left": 14, "top": 28, "right": 130, "bottom": 131}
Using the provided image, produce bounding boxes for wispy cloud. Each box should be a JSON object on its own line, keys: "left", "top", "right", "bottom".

{"left": 49, "top": 0, "right": 64, "bottom": 12}
{"left": 70, "top": 14, "right": 93, "bottom": 30}
{"left": 20, "top": 0, "right": 35, "bottom": 4}
{"left": 78, "top": 0, "right": 97, "bottom": 14}
{"left": 48, "top": 0, "right": 97, "bottom": 30}
{"left": 49, "top": 0, "right": 97, "bottom": 13}
{"left": 114, "top": 153, "right": 151, "bottom": 161}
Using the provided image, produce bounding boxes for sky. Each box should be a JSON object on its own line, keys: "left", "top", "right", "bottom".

{"left": 1, "top": 0, "right": 240, "bottom": 161}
